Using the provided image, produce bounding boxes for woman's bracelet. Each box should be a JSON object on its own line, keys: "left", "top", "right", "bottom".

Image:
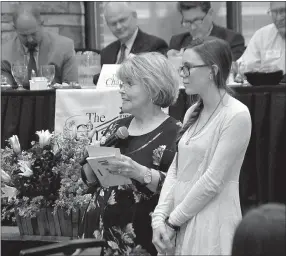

{"left": 156, "top": 171, "right": 166, "bottom": 193}
{"left": 165, "top": 217, "right": 180, "bottom": 231}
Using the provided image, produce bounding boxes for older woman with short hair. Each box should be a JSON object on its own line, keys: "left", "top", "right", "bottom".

{"left": 79, "top": 52, "right": 181, "bottom": 256}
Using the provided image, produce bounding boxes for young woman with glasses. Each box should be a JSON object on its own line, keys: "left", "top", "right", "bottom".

{"left": 152, "top": 37, "right": 252, "bottom": 255}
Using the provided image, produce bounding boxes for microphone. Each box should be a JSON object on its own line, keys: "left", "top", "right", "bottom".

{"left": 101, "top": 126, "right": 129, "bottom": 147}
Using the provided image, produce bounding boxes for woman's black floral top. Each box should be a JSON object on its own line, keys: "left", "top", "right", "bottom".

{"left": 79, "top": 116, "right": 181, "bottom": 256}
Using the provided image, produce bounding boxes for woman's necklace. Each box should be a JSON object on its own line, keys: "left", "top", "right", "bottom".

{"left": 185, "top": 93, "right": 226, "bottom": 145}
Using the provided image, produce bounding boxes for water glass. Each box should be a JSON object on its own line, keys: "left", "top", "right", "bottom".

{"left": 1, "top": 75, "right": 8, "bottom": 85}
{"left": 11, "top": 64, "right": 27, "bottom": 90}
{"left": 41, "top": 65, "right": 55, "bottom": 86}
{"left": 76, "top": 52, "right": 100, "bottom": 87}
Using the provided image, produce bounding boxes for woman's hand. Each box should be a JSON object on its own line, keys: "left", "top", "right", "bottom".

{"left": 82, "top": 163, "right": 98, "bottom": 184}
{"left": 152, "top": 224, "right": 176, "bottom": 254}
{"left": 104, "top": 155, "right": 145, "bottom": 182}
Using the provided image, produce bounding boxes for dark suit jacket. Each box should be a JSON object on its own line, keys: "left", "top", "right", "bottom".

{"left": 1, "top": 31, "right": 78, "bottom": 88}
{"left": 93, "top": 29, "right": 168, "bottom": 84}
{"left": 169, "top": 24, "right": 245, "bottom": 61}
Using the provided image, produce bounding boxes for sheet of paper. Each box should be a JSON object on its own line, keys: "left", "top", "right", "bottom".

{"left": 86, "top": 146, "right": 121, "bottom": 158}
{"left": 86, "top": 155, "right": 132, "bottom": 187}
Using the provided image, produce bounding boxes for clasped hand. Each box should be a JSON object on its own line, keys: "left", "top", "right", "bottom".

{"left": 152, "top": 223, "right": 176, "bottom": 254}
{"left": 102, "top": 154, "right": 144, "bottom": 181}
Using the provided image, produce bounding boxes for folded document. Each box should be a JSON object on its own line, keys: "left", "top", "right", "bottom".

{"left": 86, "top": 146, "right": 132, "bottom": 187}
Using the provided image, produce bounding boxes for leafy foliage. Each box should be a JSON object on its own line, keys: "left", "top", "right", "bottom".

{"left": 1, "top": 131, "right": 92, "bottom": 220}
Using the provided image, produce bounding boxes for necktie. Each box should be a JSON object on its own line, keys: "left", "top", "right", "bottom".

{"left": 28, "top": 48, "right": 38, "bottom": 79}
{"left": 117, "top": 44, "right": 127, "bottom": 64}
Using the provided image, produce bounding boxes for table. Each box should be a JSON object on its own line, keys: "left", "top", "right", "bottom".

{"left": 1, "top": 226, "right": 102, "bottom": 256}
{"left": 1, "top": 86, "right": 285, "bottom": 207}
{"left": 1, "top": 89, "right": 55, "bottom": 150}
{"left": 235, "top": 85, "right": 286, "bottom": 206}
{"left": 1, "top": 226, "right": 68, "bottom": 256}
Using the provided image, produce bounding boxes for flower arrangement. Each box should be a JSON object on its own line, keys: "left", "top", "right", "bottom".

{"left": 1, "top": 130, "right": 92, "bottom": 223}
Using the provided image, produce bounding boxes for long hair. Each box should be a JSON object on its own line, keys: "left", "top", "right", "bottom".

{"left": 231, "top": 203, "right": 286, "bottom": 256}
{"left": 176, "top": 37, "right": 234, "bottom": 145}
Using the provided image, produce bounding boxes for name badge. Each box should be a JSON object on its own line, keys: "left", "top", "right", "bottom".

{"left": 265, "top": 50, "right": 281, "bottom": 59}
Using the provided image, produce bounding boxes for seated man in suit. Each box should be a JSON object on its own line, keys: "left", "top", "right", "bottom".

{"left": 237, "top": 1, "right": 285, "bottom": 78}
{"left": 170, "top": 1, "right": 245, "bottom": 61}
{"left": 93, "top": 2, "right": 168, "bottom": 85}
{"left": 1, "top": 4, "right": 78, "bottom": 89}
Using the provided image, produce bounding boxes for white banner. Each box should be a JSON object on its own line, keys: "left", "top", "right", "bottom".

{"left": 55, "top": 88, "right": 128, "bottom": 141}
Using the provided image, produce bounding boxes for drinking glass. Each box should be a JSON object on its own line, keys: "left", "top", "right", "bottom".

{"left": 1, "top": 75, "right": 8, "bottom": 85}
{"left": 11, "top": 64, "right": 27, "bottom": 90}
{"left": 41, "top": 65, "right": 55, "bottom": 86}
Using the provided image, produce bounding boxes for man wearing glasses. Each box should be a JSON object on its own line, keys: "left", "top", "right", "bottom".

{"left": 93, "top": 2, "right": 168, "bottom": 85}
{"left": 170, "top": 2, "right": 245, "bottom": 61}
{"left": 237, "top": 2, "right": 285, "bottom": 77}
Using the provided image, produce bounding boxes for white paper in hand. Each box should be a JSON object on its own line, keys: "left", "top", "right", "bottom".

{"left": 86, "top": 146, "right": 132, "bottom": 187}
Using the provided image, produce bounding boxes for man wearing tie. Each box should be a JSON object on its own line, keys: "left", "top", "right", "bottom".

{"left": 93, "top": 2, "right": 168, "bottom": 85}
{"left": 1, "top": 4, "right": 78, "bottom": 89}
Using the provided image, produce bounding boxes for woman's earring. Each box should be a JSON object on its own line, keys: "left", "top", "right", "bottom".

{"left": 209, "top": 73, "right": 213, "bottom": 80}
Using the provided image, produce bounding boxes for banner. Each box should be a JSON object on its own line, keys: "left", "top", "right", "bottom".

{"left": 55, "top": 88, "right": 128, "bottom": 141}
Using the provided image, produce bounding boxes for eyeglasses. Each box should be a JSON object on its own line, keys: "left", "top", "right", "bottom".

{"left": 267, "top": 8, "right": 286, "bottom": 17}
{"left": 181, "top": 12, "right": 208, "bottom": 27}
{"left": 178, "top": 64, "right": 208, "bottom": 77}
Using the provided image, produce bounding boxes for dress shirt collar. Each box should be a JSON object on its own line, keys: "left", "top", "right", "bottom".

{"left": 22, "top": 44, "right": 39, "bottom": 54}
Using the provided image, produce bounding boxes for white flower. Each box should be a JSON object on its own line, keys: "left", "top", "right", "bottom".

{"left": 108, "top": 241, "right": 119, "bottom": 250}
{"left": 18, "top": 161, "right": 33, "bottom": 177}
{"left": 1, "top": 184, "right": 17, "bottom": 200}
{"left": 8, "top": 135, "right": 21, "bottom": 154}
{"left": 35, "top": 130, "right": 53, "bottom": 148}
{"left": 1, "top": 169, "right": 11, "bottom": 183}
{"left": 93, "top": 230, "right": 102, "bottom": 240}
{"left": 125, "top": 223, "right": 136, "bottom": 237}
{"left": 133, "top": 191, "right": 140, "bottom": 203}
{"left": 122, "top": 233, "right": 133, "bottom": 244}
{"left": 107, "top": 190, "right": 116, "bottom": 205}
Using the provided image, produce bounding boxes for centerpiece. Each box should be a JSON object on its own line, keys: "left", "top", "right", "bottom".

{"left": 1, "top": 130, "right": 92, "bottom": 237}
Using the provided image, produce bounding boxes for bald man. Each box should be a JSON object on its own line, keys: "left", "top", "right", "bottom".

{"left": 93, "top": 2, "right": 168, "bottom": 84}
{"left": 1, "top": 4, "right": 78, "bottom": 89}
{"left": 237, "top": 1, "right": 286, "bottom": 75}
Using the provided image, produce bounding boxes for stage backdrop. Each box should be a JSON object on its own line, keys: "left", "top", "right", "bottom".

{"left": 55, "top": 88, "right": 127, "bottom": 141}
